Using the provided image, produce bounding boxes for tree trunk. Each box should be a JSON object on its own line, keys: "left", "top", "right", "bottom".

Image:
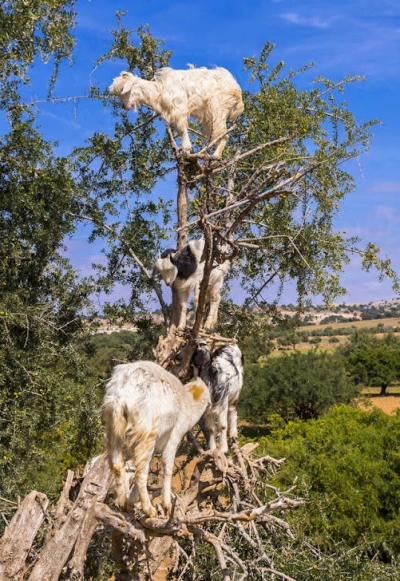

{"left": 380, "top": 383, "right": 388, "bottom": 396}
{"left": 27, "top": 453, "right": 112, "bottom": 581}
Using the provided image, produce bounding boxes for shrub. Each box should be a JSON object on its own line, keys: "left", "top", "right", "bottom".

{"left": 257, "top": 406, "right": 400, "bottom": 558}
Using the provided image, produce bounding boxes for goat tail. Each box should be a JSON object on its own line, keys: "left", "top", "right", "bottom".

{"left": 103, "top": 400, "right": 127, "bottom": 449}
{"left": 103, "top": 400, "right": 130, "bottom": 508}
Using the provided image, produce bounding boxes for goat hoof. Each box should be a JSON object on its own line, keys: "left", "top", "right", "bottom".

{"left": 162, "top": 500, "right": 173, "bottom": 517}
{"left": 143, "top": 505, "right": 158, "bottom": 519}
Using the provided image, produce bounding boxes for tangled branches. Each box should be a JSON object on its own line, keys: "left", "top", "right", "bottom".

{"left": 0, "top": 441, "right": 303, "bottom": 581}
{"left": 104, "top": 440, "right": 303, "bottom": 580}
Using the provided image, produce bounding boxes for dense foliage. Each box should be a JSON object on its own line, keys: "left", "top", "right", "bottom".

{"left": 0, "top": 0, "right": 101, "bottom": 503}
{"left": 240, "top": 350, "right": 359, "bottom": 421}
{"left": 257, "top": 406, "right": 400, "bottom": 561}
{"left": 81, "top": 319, "right": 164, "bottom": 380}
{"left": 340, "top": 330, "right": 400, "bottom": 394}
{"left": 153, "top": 401, "right": 400, "bottom": 581}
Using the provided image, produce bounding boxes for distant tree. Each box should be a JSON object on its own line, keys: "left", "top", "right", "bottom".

{"left": 238, "top": 333, "right": 274, "bottom": 363}
{"left": 240, "top": 350, "right": 358, "bottom": 422}
{"left": 320, "top": 314, "right": 349, "bottom": 324}
{"left": 309, "top": 336, "right": 322, "bottom": 345}
{"left": 341, "top": 331, "right": 400, "bottom": 394}
{"left": 276, "top": 330, "right": 303, "bottom": 349}
{"left": 345, "top": 346, "right": 400, "bottom": 395}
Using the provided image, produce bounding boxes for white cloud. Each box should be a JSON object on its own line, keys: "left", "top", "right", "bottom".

{"left": 367, "top": 182, "right": 400, "bottom": 194}
{"left": 280, "top": 12, "right": 335, "bottom": 29}
{"left": 375, "top": 205, "right": 400, "bottom": 223}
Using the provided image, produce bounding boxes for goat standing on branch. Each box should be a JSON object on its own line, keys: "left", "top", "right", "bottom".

{"left": 193, "top": 343, "right": 244, "bottom": 454}
{"left": 109, "top": 66, "right": 244, "bottom": 157}
{"left": 103, "top": 361, "right": 210, "bottom": 517}
{"left": 155, "top": 238, "right": 230, "bottom": 330}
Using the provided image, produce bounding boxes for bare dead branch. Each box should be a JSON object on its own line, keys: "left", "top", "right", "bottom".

{"left": 45, "top": 469, "right": 74, "bottom": 543}
{"left": 0, "top": 492, "right": 49, "bottom": 581}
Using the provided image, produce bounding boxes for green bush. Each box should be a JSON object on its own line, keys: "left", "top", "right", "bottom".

{"left": 256, "top": 405, "right": 400, "bottom": 557}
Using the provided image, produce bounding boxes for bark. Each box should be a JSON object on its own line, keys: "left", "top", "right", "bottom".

{"left": 176, "top": 168, "right": 188, "bottom": 250}
{"left": 95, "top": 503, "right": 146, "bottom": 542}
{"left": 27, "top": 453, "right": 112, "bottom": 581}
{"left": 64, "top": 494, "right": 99, "bottom": 580}
{"left": 0, "top": 491, "right": 49, "bottom": 581}
{"left": 45, "top": 469, "right": 74, "bottom": 543}
{"left": 380, "top": 383, "right": 388, "bottom": 396}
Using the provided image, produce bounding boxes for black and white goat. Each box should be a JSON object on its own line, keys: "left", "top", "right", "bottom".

{"left": 155, "top": 239, "right": 230, "bottom": 329}
{"left": 109, "top": 66, "right": 244, "bottom": 157}
{"left": 103, "top": 361, "right": 210, "bottom": 517}
{"left": 193, "top": 343, "right": 244, "bottom": 454}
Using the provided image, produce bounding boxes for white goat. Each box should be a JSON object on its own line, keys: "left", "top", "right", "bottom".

{"left": 109, "top": 66, "right": 244, "bottom": 157}
{"left": 103, "top": 361, "right": 210, "bottom": 517}
{"left": 193, "top": 343, "right": 243, "bottom": 454}
{"left": 155, "top": 239, "right": 230, "bottom": 330}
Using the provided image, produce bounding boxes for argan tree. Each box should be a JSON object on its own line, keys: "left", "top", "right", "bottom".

{"left": 0, "top": 0, "right": 99, "bottom": 503}
{"left": 71, "top": 21, "right": 399, "bottom": 365}
{"left": 1, "top": 5, "right": 399, "bottom": 581}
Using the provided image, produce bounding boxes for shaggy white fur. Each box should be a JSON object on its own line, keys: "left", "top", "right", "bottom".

{"left": 103, "top": 361, "right": 210, "bottom": 517}
{"left": 109, "top": 66, "right": 244, "bottom": 157}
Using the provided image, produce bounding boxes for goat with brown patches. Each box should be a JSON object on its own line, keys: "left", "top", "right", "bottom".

{"left": 103, "top": 361, "right": 210, "bottom": 517}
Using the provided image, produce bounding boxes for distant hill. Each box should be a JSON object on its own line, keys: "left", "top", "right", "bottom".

{"left": 280, "top": 298, "right": 400, "bottom": 326}
{"left": 90, "top": 299, "right": 400, "bottom": 334}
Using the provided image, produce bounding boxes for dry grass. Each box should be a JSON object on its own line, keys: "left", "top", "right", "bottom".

{"left": 299, "top": 317, "right": 400, "bottom": 332}
{"left": 359, "top": 396, "right": 400, "bottom": 416}
{"left": 268, "top": 343, "right": 343, "bottom": 357}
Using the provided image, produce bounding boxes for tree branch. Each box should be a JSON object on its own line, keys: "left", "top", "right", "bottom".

{"left": 70, "top": 212, "right": 169, "bottom": 326}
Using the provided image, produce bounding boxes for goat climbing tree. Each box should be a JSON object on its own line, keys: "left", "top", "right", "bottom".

{"left": 1, "top": 4, "right": 400, "bottom": 581}
{"left": 71, "top": 22, "right": 399, "bottom": 340}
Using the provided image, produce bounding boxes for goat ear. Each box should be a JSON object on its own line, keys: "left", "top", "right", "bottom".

{"left": 170, "top": 250, "right": 180, "bottom": 265}
{"left": 122, "top": 80, "right": 133, "bottom": 95}
{"left": 171, "top": 245, "right": 190, "bottom": 264}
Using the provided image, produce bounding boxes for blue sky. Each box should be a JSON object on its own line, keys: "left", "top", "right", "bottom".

{"left": 14, "top": 0, "right": 400, "bottom": 305}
